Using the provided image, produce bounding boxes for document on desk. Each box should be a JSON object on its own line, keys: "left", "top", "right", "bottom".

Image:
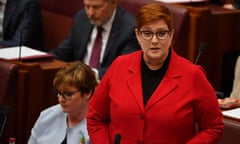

{"left": 0, "top": 46, "right": 54, "bottom": 61}
{"left": 222, "top": 107, "right": 240, "bottom": 120}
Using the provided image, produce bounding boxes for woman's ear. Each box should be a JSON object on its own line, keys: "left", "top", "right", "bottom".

{"left": 135, "top": 28, "right": 141, "bottom": 43}
{"left": 85, "top": 91, "right": 93, "bottom": 100}
{"left": 85, "top": 94, "right": 91, "bottom": 100}
{"left": 170, "top": 28, "right": 175, "bottom": 39}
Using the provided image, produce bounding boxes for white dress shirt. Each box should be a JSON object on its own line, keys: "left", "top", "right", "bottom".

{"left": 83, "top": 9, "right": 116, "bottom": 65}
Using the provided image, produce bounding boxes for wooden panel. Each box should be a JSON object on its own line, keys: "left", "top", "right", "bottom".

{"left": 40, "top": 0, "right": 83, "bottom": 17}
{"left": 180, "top": 3, "right": 240, "bottom": 92}
{"left": 217, "top": 116, "right": 240, "bottom": 144}
{"left": 12, "top": 60, "right": 67, "bottom": 144}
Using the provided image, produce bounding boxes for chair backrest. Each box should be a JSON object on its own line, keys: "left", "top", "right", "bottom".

{"left": 0, "top": 61, "right": 18, "bottom": 144}
{"left": 0, "top": 61, "right": 18, "bottom": 102}
{"left": 39, "top": 0, "right": 84, "bottom": 51}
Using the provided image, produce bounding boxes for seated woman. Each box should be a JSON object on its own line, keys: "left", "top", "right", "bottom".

{"left": 28, "top": 61, "right": 98, "bottom": 144}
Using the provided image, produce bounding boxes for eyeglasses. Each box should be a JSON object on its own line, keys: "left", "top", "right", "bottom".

{"left": 53, "top": 88, "right": 79, "bottom": 100}
{"left": 140, "top": 30, "right": 170, "bottom": 40}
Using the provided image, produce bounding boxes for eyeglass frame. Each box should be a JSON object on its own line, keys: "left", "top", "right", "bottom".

{"left": 53, "top": 88, "right": 80, "bottom": 100}
{"left": 139, "top": 29, "right": 171, "bottom": 40}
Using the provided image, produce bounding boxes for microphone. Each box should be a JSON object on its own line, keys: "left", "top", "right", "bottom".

{"left": 194, "top": 42, "right": 207, "bottom": 64}
{"left": 0, "top": 106, "right": 11, "bottom": 137}
{"left": 18, "top": 6, "right": 30, "bottom": 62}
{"left": 114, "top": 134, "right": 121, "bottom": 144}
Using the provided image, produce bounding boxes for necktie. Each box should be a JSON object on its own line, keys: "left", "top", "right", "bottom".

{"left": 89, "top": 27, "right": 103, "bottom": 68}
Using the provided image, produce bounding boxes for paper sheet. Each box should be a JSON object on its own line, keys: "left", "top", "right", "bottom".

{"left": 0, "top": 46, "right": 53, "bottom": 60}
{"left": 222, "top": 107, "right": 240, "bottom": 120}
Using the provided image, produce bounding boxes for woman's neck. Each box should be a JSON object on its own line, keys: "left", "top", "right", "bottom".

{"left": 67, "top": 107, "right": 88, "bottom": 128}
{"left": 144, "top": 57, "right": 165, "bottom": 70}
{"left": 143, "top": 51, "right": 169, "bottom": 70}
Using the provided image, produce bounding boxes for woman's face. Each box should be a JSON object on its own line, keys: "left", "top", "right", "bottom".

{"left": 56, "top": 84, "right": 90, "bottom": 116}
{"left": 135, "top": 19, "right": 174, "bottom": 64}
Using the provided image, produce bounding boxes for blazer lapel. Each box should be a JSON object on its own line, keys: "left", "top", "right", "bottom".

{"left": 126, "top": 52, "right": 145, "bottom": 111}
{"left": 76, "top": 14, "right": 93, "bottom": 60}
{"left": 145, "top": 49, "right": 181, "bottom": 111}
{"left": 145, "top": 75, "right": 178, "bottom": 111}
{"left": 102, "top": 7, "right": 121, "bottom": 61}
{"left": 80, "top": 24, "right": 93, "bottom": 52}
{"left": 125, "top": 49, "right": 182, "bottom": 112}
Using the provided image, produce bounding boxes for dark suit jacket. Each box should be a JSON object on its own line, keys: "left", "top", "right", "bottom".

{"left": 1, "top": 0, "right": 44, "bottom": 51}
{"left": 51, "top": 7, "right": 140, "bottom": 79}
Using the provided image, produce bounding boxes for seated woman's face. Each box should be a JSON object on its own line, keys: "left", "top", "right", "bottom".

{"left": 135, "top": 19, "right": 174, "bottom": 63}
{"left": 56, "top": 84, "right": 89, "bottom": 115}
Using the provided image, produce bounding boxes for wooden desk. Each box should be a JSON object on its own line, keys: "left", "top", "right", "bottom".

{"left": 177, "top": 3, "right": 240, "bottom": 91}
{"left": 218, "top": 116, "right": 240, "bottom": 144}
{"left": 10, "top": 59, "right": 66, "bottom": 144}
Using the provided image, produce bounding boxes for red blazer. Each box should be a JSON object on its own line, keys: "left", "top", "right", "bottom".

{"left": 87, "top": 49, "right": 224, "bottom": 144}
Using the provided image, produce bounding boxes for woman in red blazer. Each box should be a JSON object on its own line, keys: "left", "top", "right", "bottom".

{"left": 87, "top": 3, "right": 224, "bottom": 144}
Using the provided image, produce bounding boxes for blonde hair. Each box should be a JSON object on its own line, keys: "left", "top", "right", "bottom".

{"left": 53, "top": 61, "right": 98, "bottom": 95}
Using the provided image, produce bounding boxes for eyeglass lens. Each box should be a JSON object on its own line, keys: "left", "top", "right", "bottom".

{"left": 140, "top": 30, "right": 170, "bottom": 40}
{"left": 53, "top": 88, "right": 79, "bottom": 99}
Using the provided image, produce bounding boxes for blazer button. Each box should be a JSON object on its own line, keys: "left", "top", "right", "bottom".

{"left": 140, "top": 113, "right": 145, "bottom": 120}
